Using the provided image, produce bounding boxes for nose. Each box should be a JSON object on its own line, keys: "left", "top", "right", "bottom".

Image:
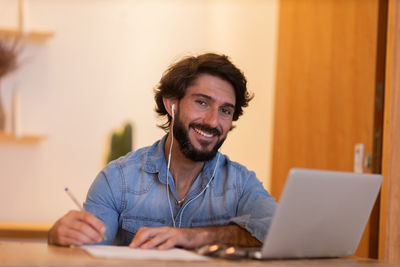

{"left": 203, "top": 108, "right": 219, "bottom": 128}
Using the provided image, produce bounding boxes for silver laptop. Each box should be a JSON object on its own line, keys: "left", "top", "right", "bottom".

{"left": 199, "top": 168, "right": 382, "bottom": 259}
{"left": 259, "top": 168, "right": 382, "bottom": 259}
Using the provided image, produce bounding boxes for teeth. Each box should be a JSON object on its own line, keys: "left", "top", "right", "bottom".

{"left": 194, "top": 127, "right": 213, "bottom": 138}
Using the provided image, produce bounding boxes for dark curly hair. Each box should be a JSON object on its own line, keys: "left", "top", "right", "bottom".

{"left": 154, "top": 53, "right": 253, "bottom": 131}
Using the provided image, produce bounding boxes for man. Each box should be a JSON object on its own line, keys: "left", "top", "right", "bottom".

{"left": 48, "top": 53, "right": 277, "bottom": 249}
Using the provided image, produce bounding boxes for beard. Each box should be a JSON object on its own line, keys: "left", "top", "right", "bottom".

{"left": 173, "top": 114, "right": 226, "bottom": 162}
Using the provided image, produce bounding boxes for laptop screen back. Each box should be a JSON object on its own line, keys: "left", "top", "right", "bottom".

{"left": 261, "top": 168, "right": 382, "bottom": 259}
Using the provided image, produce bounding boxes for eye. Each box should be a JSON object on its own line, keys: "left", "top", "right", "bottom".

{"left": 195, "top": 99, "right": 207, "bottom": 106}
{"left": 220, "top": 107, "right": 233, "bottom": 117}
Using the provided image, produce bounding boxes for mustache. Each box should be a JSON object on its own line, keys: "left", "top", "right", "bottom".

{"left": 189, "top": 123, "right": 221, "bottom": 137}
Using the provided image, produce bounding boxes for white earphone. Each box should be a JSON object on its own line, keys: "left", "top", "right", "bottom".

{"left": 171, "top": 104, "right": 175, "bottom": 119}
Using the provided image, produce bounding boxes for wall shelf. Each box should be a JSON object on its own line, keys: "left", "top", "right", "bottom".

{"left": 0, "top": 0, "right": 54, "bottom": 42}
{"left": 0, "top": 132, "right": 45, "bottom": 144}
{"left": 0, "top": 28, "right": 54, "bottom": 42}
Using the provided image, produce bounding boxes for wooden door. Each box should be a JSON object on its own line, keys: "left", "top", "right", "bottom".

{"left": 379, "top": 0, "right": 400, "bottom": 262}
{"left": 271, "top": 0, "right": 385, "bottom": 258}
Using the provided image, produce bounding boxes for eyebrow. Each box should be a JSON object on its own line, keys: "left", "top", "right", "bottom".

{"left": 192, "top": 93, "right": 235, "bottom": 109}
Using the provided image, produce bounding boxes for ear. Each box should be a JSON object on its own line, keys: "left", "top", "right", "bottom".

{"left": 162, "top": 97, "right": 177, "bottom": 117}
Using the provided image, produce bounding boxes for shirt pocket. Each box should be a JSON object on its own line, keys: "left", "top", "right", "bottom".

{"left": 120, "top": 215, "right": 167, "bottom": 245}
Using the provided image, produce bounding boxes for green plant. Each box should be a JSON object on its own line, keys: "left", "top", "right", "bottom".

{"left": 107, "top": 122, "right": 133, "bottom": 163}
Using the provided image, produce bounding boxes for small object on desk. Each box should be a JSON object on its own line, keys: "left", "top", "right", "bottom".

{"left": 196, "top": 244, "right": 221, "bottom": 256}
{"left": 64, "top": 187, "right": 106, "bottom": 241}
{"left": 197, "top": 244, "right": 260, "bottom": 259}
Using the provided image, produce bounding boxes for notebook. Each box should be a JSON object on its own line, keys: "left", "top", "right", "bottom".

{"left": 199, "top": 168, "right": 382, "bottom": 259}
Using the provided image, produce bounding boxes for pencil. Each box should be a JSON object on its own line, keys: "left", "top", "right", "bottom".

{"left": 64, "top": 187, "right": 106, "bottom": 240}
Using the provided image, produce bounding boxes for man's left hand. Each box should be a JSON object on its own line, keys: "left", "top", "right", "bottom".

{"left": 129, "top": 224, "right": 261, "bottom": 250}
{"left": 129, "top": 226, "right": 205, "bottom": 250}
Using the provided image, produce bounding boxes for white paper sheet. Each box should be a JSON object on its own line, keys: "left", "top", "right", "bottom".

{"left": 81, "top": 245, "right": 209, "bottom": 261}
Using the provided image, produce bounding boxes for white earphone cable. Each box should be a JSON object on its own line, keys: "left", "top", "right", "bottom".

{"left": 166, "top": 104, "right": 176, "bottom": 227}
{"left": 165, "top": 103, "right": 220, "bottom": 228}
{"left": 178, "top": 152, "right": 220, "bottom": 228}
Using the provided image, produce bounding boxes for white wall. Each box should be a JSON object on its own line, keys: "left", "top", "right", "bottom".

{"left": 0, "top": 0, "right": 278, "bottom": 223}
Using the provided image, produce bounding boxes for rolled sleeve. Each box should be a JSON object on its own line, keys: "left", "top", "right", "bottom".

{"left": 229, "top": 171, "right": 277, "bottom": 243}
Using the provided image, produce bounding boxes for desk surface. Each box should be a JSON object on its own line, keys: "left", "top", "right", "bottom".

{"left": 0, "top": 241, "right": 394, "bottom": 267}
{"left": 0, "top": 222, "right": 51, "bottom": 240}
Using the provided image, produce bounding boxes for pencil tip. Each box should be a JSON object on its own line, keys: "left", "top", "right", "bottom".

{"left": 64, "top": 187, "right": 68, "bottom": 191}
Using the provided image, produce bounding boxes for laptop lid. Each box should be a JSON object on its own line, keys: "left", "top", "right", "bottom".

{"left": 261, "top": 168, "right": 382, "bottom": 259}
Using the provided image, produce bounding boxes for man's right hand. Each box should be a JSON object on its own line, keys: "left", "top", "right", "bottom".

{"left": 48, "top": 210, "right": 106, "bottom": 246}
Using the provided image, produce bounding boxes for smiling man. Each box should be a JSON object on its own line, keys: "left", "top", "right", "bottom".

{"left": 48, "top": 53, "right": 277, "bottom": 249}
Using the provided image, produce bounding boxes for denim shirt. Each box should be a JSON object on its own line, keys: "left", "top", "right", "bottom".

{"left": 84, "top": 136, "right": 277, "bottom": 245}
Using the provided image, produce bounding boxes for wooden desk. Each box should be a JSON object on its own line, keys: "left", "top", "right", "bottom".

{"left": 0, "top": 241, "right": 392, "bottom": 267}
{"left": 0, "top": 222, "right": 51, "bottom": 240}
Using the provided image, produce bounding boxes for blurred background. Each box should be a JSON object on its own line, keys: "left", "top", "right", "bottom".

{"left": 1, "top": 0, "right": 399, "bottom": 262}
{"left": 0, "top": 0, "right": 278, "bottom": 223}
